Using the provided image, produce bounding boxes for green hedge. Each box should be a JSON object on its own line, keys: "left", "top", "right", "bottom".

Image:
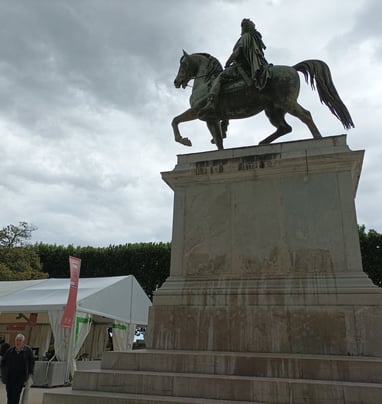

{"left": 34, "top": 242, "right": 171, "bottom": 299}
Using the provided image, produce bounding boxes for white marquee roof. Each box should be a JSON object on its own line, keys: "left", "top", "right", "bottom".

{"left": 0, "top": 276, "right": 151, "bottom": 324}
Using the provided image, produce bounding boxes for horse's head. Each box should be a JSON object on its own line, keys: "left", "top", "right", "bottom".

{"left": 174, "top": 50, "right": 198, "bottom": 89}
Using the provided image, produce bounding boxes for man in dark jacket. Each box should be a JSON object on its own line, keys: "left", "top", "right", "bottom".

{"left": 1, "top": 333, "right": 34, "bottom": 404}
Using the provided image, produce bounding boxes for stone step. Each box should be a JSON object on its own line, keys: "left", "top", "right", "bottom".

{"left": 70, "top": 368, "right": 382, "bottom": 403}
{"left": 43, "top": 388, "right": 266, "bottom": 404}
{"left": 101, "top": 350, "right": 382, "bottom": 383}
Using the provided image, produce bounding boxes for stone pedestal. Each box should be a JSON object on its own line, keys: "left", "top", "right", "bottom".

{"left": 146, "top": 135, "right": 382, "bottom": 356}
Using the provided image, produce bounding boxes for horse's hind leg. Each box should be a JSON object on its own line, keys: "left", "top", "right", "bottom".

{"left": 288, "top": 102, "right": 322, "bottom": 139}
{"left": 259, "top": 107, "right": 292, "bottom": 144}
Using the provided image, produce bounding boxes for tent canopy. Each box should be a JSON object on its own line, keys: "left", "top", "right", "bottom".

{"left": 0, "top": 275, "right": 151, "bottom": 324}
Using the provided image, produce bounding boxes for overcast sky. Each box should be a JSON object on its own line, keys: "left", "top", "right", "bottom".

{"left": 0, "top": 0, "right": 380, "bottom": 247}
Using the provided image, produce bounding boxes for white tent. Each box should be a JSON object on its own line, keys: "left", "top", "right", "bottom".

{"left": 0, "top": 276, "right": 152, "bottom": 385}
{"left": 0, "top": 275, "right": 151, "bottom": 325}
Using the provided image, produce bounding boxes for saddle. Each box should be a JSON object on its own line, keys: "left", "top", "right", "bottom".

{"left": 220, "top": 64, "right": 272, "bottom": 94}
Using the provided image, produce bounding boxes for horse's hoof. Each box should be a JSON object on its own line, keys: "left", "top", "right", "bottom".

{"left": 181, "top": 138, "right": 192, "bottom": 147}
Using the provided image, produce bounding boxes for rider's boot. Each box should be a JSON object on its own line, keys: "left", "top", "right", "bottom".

{"left": 198, "top": 95, "right": 217, "bottom": 117}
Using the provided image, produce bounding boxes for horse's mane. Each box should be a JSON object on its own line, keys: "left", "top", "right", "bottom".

{"left": 195, "top": 53, "right": 223, "bottom": 80}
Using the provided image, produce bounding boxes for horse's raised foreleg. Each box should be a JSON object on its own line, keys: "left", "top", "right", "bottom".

{"left": 207, "top": 120, "right": 224, "bottom": 150}
{"left": 288, "top": 103, "right": 322, "bottom": 139}
{"left": 171, "top": 108, "right": 198, "bottom": 146}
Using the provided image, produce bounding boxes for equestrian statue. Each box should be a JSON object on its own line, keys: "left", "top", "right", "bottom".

{"left": 172, "top": 18, "right": 354, "bottom": 150}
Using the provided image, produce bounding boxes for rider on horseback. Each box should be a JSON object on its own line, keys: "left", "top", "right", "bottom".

{"left": 199, "top": 18, "right": 271, "bottom": 118}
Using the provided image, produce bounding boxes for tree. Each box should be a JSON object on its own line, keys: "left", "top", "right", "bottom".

{"left": 0, "top": 222, "right": 37, "bottom": 248}
{"left": 0, "top": 222, "right": 47, "bottom": 280}
{"left": 359, "top": 225, "right": 382, "bottom": 287}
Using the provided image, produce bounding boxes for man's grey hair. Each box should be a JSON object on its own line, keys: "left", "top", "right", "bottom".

{"left": 15, "top": 333, "right": 25, "bottom": 341}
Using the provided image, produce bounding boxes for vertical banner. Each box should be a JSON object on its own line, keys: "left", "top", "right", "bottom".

{"left": 61, "top": 256, "right": 81, "bottom": 328}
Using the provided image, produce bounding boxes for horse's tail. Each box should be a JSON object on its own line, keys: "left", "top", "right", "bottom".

{"left": 293, "top": 60, "right": 354, "bottom": 129}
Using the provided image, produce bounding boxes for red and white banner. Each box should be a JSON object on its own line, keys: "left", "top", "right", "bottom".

{"left": 61, "top": 256, "right": 81, "bottom": 328}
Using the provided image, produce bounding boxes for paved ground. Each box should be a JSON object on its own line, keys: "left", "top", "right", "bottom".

{"left": 0, "top": 383, "right": 71, "bottom": 404}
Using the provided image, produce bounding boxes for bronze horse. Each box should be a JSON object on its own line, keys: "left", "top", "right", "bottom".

{"left": 172, "top": 51, "right": 354, "bottom": 149}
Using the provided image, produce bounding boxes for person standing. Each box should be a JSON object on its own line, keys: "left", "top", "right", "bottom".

{"left": 1, "top": 334, "right": 34, "bottom": 404}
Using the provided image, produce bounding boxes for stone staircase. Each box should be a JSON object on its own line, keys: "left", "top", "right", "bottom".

{"left": 42, "top": 350, "right": 382, "bottom": 403}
